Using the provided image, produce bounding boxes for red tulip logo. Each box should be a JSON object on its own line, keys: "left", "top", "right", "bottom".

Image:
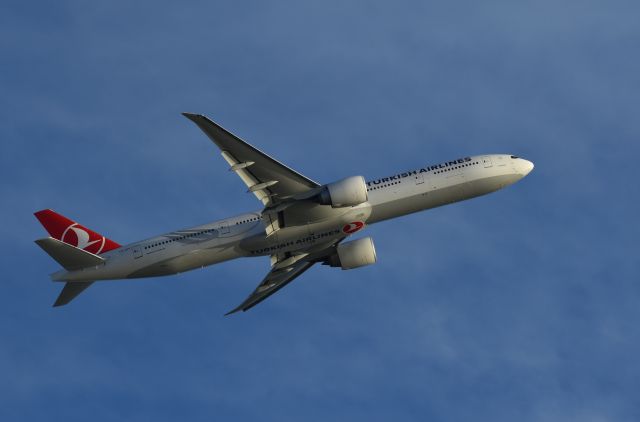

{"left": 342, "top": 221, "right": 365, "bottom": 234}
{"left": 61, "top": 224, "right": 106, "bottom": 254}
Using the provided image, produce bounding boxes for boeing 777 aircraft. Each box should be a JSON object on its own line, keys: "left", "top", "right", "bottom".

{"left": 35, "top": 113, "right": 534, "bottom": 314}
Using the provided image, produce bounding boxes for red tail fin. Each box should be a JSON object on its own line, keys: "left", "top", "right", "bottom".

{"left": 34, "top": 209, "right": 121, "bottom": 254}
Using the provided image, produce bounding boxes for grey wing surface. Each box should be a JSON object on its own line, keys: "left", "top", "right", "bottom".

{"left": 225, "top": 241, "right": 344, "bottom": 315}
{"left": 225, "top": 260, "right": 315, "bottom": 315}
{"left": 182, "top": 113, "right": 319, "bottom": 206}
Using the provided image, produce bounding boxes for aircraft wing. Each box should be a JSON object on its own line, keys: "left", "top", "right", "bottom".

{"left": 225, "top": 259, "right": 315, "bottom": 315}
{"left": 225, "top": 242, "right": 343, "bottom": 315}
{"left": 182, "top": 113, "right": 319, "bottom": 206}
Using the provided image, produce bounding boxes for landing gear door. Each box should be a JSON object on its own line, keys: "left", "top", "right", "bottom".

{"left": 482, "top": 156, "right": 493, "bottom": 168}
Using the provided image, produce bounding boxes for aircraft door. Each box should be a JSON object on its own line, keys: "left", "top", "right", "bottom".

{"left": 415, "top": 172, "right": 434, "bottom": 192}
{"left": 482, "top": 156, "right": 493, "bottom": 168}
{"left": 132, "top": 246, "right": 142, "bottom": 259}
{"left": 218, "top": 221, "right": 230, "bottom": 236}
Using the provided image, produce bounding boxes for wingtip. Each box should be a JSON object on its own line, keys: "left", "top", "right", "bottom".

{"left": 181, "top": 112, "right": 202, "bottom": 120}
{"left": 224, "top": 307, "right": 243, "bottom": 316}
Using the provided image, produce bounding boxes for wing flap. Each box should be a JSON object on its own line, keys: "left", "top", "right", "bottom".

{"left": 220, "top": 150, "right": 271, "bottom": 204}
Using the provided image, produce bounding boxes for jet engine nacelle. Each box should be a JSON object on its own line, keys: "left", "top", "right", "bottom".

{"left": 316, "top": 176, "right": 368, "bottom": 208}
{"left": 328, "top": 237, "right": 377, "bottom": 270}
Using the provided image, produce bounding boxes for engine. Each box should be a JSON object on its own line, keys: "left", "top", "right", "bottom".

{"left": 316, "top": 176, "right": 368, "bottom": 208}
{"left": 327, "top": 237, "right": 377, "bottom": 270}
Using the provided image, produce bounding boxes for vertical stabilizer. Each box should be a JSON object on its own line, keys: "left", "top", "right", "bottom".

{"left": 34, "top": 209, "right": 120, "bottom": 255}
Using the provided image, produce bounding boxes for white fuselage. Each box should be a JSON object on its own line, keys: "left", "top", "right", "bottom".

{"left": 54, "top": 154, "right": 533, "bottom": 282}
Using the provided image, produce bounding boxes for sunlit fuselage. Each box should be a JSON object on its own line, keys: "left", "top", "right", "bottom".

{"left": 54, "top": 154, "right": 533, "bottom": 282}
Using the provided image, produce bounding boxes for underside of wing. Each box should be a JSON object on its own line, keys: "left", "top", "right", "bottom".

{"left": 182, "top": 113, "right": 319, "bottom": 206}
{"left": 225, "top": 259, "right": 315, "bottom": 315}
{"left": 225, "top": 241, "right": 344, "bottom": 315}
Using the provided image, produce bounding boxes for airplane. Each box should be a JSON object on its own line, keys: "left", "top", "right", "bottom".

{"left": 34, "top": 113, "right": 534, "bottom": 314}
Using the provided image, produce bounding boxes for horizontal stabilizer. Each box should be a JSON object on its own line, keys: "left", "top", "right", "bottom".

{"left": 54, "top": 281, "right": 94, "bottom": 307}
{"left": 35, "top": 237, "right": 105, "bottom": 271}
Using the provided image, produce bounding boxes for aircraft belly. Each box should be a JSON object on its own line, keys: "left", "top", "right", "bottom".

{"left": 368, "top": 173, "right": 521, "bottom": 223}
{"left": 368, "top": 193, "right": 433, "bottom": 223}
{"left": 57, "top": 256, "right": 139, "bottom": 282}
{"left": 465, "top": 173, "right": 521, "bottom": 196}
{"left": 126, "top": 245, "right": 241, "bottom": 278}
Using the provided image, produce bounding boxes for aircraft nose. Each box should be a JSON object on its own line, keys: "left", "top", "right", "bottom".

{"left": 518, "top": 159, "right": 534, "bottom": 176}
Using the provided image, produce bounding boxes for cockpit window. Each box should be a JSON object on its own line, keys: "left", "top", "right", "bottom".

{"left": 510, "top": 155, "right": 519, "bottom": 159}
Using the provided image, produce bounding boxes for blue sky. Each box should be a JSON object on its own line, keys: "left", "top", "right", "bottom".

{"left": 2, "top": 0, "right": 639, "bottom": 420}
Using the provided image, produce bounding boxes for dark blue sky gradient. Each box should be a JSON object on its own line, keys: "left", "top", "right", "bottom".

{"left": 2, "top": 1, "right": 639, "bottom": 420}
